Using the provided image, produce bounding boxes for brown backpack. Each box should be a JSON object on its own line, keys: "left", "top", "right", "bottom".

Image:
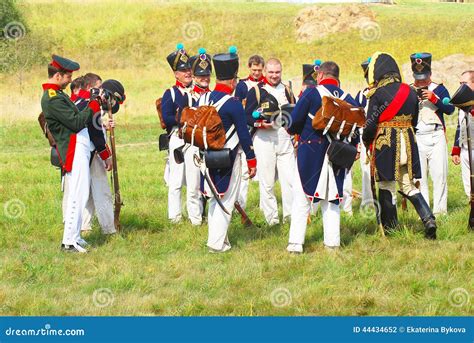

{"left": 156, "top": 87, "right": 180, "bottom": 130}
{"left": 38, "top": 112, "right": 57, "bottom": 147}
{"left": 179, "top": 94, "right": 230, "bottom": 150}
{"left": 155, "top": 98, "right": 167, "bottom": 129}
{"left": 312, "top": 95, "right": 366, "bottom": 137}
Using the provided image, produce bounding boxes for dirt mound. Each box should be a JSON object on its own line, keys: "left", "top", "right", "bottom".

{"left": 294, "top": 5, "right": 378, "bottom": 43}
{"left": 402, "top": 54, "right": 474, "bottom": 86}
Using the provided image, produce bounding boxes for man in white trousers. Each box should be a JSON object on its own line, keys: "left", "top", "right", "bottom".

{"left": 245, "top": 58, "right": 296, "bottom": 225}
{"left": 162, "top": 43, "right": 195, "bottom": 224}
{"left": 410, "top": 52, "right": 455, "bottom": 215}
{"left": 234, "top": 55, "right": 265, "bottom": 210}
{"left": 63, "top": 73, "right": 116, "bottom": 235}
{"left": 204, "top": 46, "right": 257, "bottom": 253}
{"left": 286, "top": 61, "right": 357, "bottom": 253}
{"left": 452, "top": 70, "right": 474, "bottom": 198}
{"left": 42, "top": 55, "right": 106, "bottom": 253}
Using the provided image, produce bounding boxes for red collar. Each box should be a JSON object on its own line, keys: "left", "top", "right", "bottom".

{"left": 319, "top": 78, "right": 340, "bottom": 87}
{"left": 262, "top": 77, "right": 273, "bottom": 86}
{"left": 176, "top": 80, "right": 191, "bottom": 89}
{"left": 42, "top": 83, "right": 61, "bottom": 91}
{"left": 193, "top": 84, "right": 209, "bottom": 95}
{"left": 78, "top": 88, "right": 90, "bottom": 100}
{"left": 248, "top": 75, "right": 265, "bottom": 83}
{"left": 70, "top": 93, "right": 78, "bottom": 101}
{"left": 214, "top": 83, "right": 233, "bottom": 95}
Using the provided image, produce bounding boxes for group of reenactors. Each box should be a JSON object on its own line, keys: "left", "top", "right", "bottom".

{"left": 40, "top": 46, "right": 474, "bottom": 254}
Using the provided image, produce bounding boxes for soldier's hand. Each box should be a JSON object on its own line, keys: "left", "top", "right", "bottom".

{"left": 452, "top": 155, "right": 461, "bottom": 165}
{"left": 105, "top": 118, "right": 115, "bottom": 130}
{"left": 104, "top": 158, "right": 113, "bottom": 171}
{"left": 248, "top": 167, "right": 257, "bottom": 179}
{"left": 421, "top": 89, "right": 435, "bottom": 102}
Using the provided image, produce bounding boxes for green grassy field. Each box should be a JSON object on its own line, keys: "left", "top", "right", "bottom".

{"left": 0, "top": 0, "right": 473, "bottom": 316}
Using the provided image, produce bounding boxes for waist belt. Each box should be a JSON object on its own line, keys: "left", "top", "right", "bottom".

{"left": 378, "top": 120, "right": 412, "bottom": 129}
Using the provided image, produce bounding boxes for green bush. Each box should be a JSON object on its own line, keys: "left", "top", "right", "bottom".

{"left": 0, "top": 0, "right": 26, "bottom": 36}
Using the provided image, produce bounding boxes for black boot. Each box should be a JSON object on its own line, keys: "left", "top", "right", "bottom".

{"left": 379, "top": 189, "right": 398, "bottom": 234}
{"left": 406, "top": 193, "right": 437, "bottom": 239}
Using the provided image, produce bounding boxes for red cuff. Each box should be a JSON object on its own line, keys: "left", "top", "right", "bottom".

{"left": 88, "top": 100, "right": 101, "bottom": 113}
{"left": 451, "top": 146, "right": 461, "bottom": 156}
{"left": 247, "top": 158, "right": 257, "bottom": 169}
{"left": 428, "top": 92, "right": 438, "bottom": 104}
{"left": 255, "top": 120, "right": 267, "bottom": 129}
{"left": 98, "top": 145, "right": 112, "bottom": 160}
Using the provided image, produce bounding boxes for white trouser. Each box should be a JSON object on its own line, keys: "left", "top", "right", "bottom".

{"left": 207, "top": 153, "right": 241, "bottom": 250}
{"left": 416, "top": 130, "right": 448, "bottom": 215}
{"left": 62, "top": 154, "right": 115, "bottom": 233}
{"left": 237, "top": 149, "right": 249, "bottom": 210}
{"left": 460, "top": 147, "right": 472, "bottom": 198}
{"left": 84, "top": 154, "right": 115, "bottom": 233}
{"left": 168, "top": 132, "right": 185, "bottom": 221}
{"left": 62, "top": 129, "right": 91, "bottom": 245}
{"left": 288, "top": 165, "right": 341, "bottom": 248}
{"left": 184, "top": 145, "right": 203, "bottom": 225}
{"left": 253, "top": 127, "right": 295, "bottom": 224}
{"left": 342, "top": 169, "right": 353, "bottom": 214}
{"left": 359, "top": 140, "right": 372, "bottom": 204}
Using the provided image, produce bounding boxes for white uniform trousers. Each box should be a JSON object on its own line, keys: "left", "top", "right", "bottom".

{"left": 342, "top": 169, "right": 353, "bottom": 215}
{"left": 359, "top": 140, "right": 373, "bottom": 204}
{"left": 288, "top": 164, "right": 341, "bottom": 248}
{"left": 83, "top": 154, "right": 115, "bottom": 234}
{"left": 237, "top": 149, "right": 249, "bottom": 210}
{"left": 460, "top": 147, "right": 472, "bottom": 198}
{"left": 184, "top": 145, "right": 203, "bottom": 225}
{"left": 167, "top": 132, "right": 185, "bottom": 222}
{"left": 253, "top": 127, "right": 295, "bottom": 225}
{"left": 207, "top": 153, "right": 242, "bottom": 250}
{"left": 62, "top": 128, "right": 91, "bottom": 245}
{"left": 416, "top": 130, "right": 448, "bottom": 215}
{"left": 62, "top": 154, "right": 115, "bottom": 234}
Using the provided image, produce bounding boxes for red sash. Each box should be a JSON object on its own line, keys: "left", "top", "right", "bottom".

{"left": 379, "top": 83, "right": 410, "bottom": 122}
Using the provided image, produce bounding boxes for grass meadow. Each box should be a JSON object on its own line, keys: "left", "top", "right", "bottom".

{"left": 0, "top": 0, "right": 473, "bottom": 316}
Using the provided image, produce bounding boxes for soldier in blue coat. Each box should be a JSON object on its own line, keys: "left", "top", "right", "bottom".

{"left": 161, "top": 43, "right": 195, "bottom": 224}
{"left": 203, "top": 46, "right": 257, "bottom": 253}
{"left": 286, "top": 61, "right": 358, "bottom": 253}
{"left": 410, "top": 52, "right": 455, "bottom": 215}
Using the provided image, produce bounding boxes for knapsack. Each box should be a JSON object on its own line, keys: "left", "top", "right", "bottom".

{"left": 155, "top": 88, "right": 177, "bottom": 130}
{"left": 311, "top": 86, "right": 366, "bottom": 138}
{"left": 179, "top": 93, "right": 230, "bottom": 150}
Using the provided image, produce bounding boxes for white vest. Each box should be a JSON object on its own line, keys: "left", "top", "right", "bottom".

{"left": 417, "top": 82, "right": 442, "bottom": 131}
{"left": 262, "top": 82, "right": 289, "bottom": 107}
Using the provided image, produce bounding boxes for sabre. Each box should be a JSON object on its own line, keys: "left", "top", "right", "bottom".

{"left": 194, "top": 154, "right": 230, "bottom": 215}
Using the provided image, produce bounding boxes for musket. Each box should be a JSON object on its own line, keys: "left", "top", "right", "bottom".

{"left": 464, "top": 106, "right": 474, "bottom": 229}
{"left": 106, "top": 103, "right": 123, "bottom": 231}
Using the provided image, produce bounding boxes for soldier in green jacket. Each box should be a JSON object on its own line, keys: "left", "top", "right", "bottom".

{"left": 41, "top": 54, "right": 105, "bottom": 253}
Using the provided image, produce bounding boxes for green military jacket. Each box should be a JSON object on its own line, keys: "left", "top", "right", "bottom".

{"left": 41, "top": 83, "right": 93, "bottom": 172}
